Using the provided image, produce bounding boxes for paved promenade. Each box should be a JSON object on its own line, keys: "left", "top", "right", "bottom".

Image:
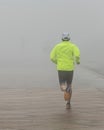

{"left": 0, "top": 86, "right": 104, "bottom": 130}
{"left": 0, "top": 67, "right": 104, "bottom": 130}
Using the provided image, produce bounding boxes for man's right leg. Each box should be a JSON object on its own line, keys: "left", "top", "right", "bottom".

{"left": 64, "top": 85, "right": 72, "bottom": 101}
{"left": 58, "top": 71, "right": 73, "bottom": 109}
{"left": 65, "top": 71, "right": 73, "bottom": 108}
{"left": 65, "top": 87, "right": 72, "bottom": 109}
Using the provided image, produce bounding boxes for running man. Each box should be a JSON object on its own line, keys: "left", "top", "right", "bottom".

{"left": 50, "top": 32, "right": 80, "bottom": 109}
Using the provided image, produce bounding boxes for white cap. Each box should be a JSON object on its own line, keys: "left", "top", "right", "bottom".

{"left": 62, "top": 32, "right": 70, "bottom": 41}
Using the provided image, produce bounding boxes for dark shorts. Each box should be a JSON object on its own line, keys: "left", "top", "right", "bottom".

{"left": 58, "top": 70, "right": 74, "bottom": 86}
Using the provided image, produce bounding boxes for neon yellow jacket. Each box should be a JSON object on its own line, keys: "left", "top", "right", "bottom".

{"left": 50, "top": 41, "right": 80, "bottom": 71}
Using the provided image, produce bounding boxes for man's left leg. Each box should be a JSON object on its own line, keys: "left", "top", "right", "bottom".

{"left": 58, "top": 71, "right": 67, "bottom": 91}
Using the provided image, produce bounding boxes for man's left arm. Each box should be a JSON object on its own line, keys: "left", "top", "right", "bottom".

{"left": 50, "top": 46, "right": 57, "bottom": 64}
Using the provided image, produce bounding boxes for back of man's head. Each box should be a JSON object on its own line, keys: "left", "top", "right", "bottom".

{"left": 62, "top": 32, "right": 70, "bottom": 41}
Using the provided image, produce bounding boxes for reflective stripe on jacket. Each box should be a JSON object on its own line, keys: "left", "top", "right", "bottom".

{"left": 50, "top": 41, "right": 80, "bottom": 71}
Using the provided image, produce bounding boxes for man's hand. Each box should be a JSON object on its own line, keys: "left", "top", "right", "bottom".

{"left": 76, "top": 57, "right": 80, "bottom": 65}
{"left": 77, "top": 62, "right": 80, "bottom": 65}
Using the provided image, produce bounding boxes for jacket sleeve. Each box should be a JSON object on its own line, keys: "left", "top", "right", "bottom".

{"left": 50, "top": 46, "right": 57, "bottom": 64}
{"left": 73, "top": 45, "right": 80, "bottom": 64}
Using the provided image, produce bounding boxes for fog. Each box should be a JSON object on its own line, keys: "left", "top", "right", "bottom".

{"left": 0, "top": 0, "right": 104, "bottom": 88}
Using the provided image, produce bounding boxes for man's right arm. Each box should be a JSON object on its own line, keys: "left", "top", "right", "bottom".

{"left": 73, "top": 45, "right": 80, "bottom": 64}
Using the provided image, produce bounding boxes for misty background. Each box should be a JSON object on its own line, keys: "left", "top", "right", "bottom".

{"left": 0, "top": 0, "right": 104, "bottom": 88}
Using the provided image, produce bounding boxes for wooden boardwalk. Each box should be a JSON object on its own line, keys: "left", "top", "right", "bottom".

{"left": 0, "top": 86, "right": 104, "bottom": 130}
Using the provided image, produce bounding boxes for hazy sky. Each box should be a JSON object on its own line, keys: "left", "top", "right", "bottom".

{"left": 0, "top": 0, "right": 104, "bottom": 87}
